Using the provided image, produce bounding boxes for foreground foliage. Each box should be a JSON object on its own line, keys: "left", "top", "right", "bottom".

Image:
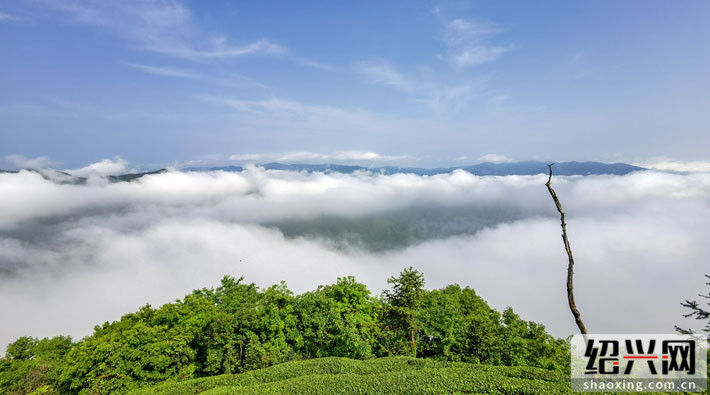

{"left": 130, "top": 356, "right": 570, "bottom": 395}
{"left": 1, "top": 269, "right": 569, "bottom": 394}
{"left": 130, "top": 356, "right": 682, "bottom": 395}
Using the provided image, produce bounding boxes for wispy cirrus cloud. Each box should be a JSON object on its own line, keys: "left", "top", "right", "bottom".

{"left": 212, "top": 73, "right": 270, "bottom": 90}
{"left": 125, "top": 63, "right": 203, "bottom": 79}
{"left": 298, "top": 58, "right": 339, "bottom": 71}
{"left": 197, "top": 94, "right": 434, "bottom": 150}
{"left": 0, "top": 97, "right": 185, "bottom": 120}
{"left": 206, "top": 95, "right": 397, "bottom": 133}
{"left": 442, "top": 18, "right": 512, "bottom": 68}
{"left": 351, "top": 13, "right": 514, "bottom": 111}
{"left": 0, "top": 11, "right": 21, "bottom": 21}
{"left": 569, "top": 51, "right": 586, "bottom": 66}
{"left": 354, "top": 60, "right": 486, "bottom": 112}
{"left": 37, "top": 0, "right": 286, "bottom": 60}
{"left": 488, "top": 94, "right": 510, "bottom": 105}
{"left": 410, "top": 82, "right": 485, "bottom": 112}
{"left": 209, "top": 96, "right": 364, "bottom": 119}
{"left": 355, "top": 61, "right": 421, "bottom": 92}
{"left": 125, "top": 62, "right": 270, "bottom": 91}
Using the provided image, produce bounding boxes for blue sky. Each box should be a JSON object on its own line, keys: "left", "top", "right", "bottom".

{"left": 1, "top": 0, "right": 709, "bottom": 168}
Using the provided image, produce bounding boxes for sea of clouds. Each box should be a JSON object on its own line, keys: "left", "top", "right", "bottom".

{"left": 1, "top": 164, "right": 709, "bottom": 348}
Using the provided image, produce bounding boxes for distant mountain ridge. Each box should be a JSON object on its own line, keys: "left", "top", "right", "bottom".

{"left": 186, "top": 161, "right": 645, "bottom": 176}
{"left": 0, "top": 168, "right": 167, "bottom": 184}
{"left": 0, "top": 161, "right": 644, "bottom": 183}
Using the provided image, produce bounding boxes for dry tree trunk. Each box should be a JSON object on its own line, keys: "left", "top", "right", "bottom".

{"left": 545, "top": 163, "right": 588, "bottom": 335}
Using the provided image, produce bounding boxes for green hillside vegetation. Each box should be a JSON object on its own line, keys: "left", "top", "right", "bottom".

{"left": 130, "top": 356, "right": 571, "bottom": 395}
{"left": 0, "top": 267, "right": 675, "bottom": 395}
{"left": 129, "top": 356, "right": 685, "bottom": 395}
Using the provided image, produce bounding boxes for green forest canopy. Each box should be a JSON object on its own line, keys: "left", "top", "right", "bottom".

{"left": 1, "top": 268, "right": 570, "bottom": 394}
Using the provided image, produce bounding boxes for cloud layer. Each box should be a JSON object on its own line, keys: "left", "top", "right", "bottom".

{"left": 37, "top": 0, "right": 286, "bottom": 60}
{"left": 635, "top": 157, "right": 710, "bottom": 173}
{"left": 0, "top": 165, "right": 708, "bottom": 348}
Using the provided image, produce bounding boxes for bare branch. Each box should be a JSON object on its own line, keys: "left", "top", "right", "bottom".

{"left": 546, "top": 163, "right": 588, "bottom": 335}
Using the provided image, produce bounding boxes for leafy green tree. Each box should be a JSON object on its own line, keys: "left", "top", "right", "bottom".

{"left": 256, "top": 282, "right": 298, "bottom": 367}
{"left": 6, "top": 337, "right": 38, "bottom": 361}
{"left": 294, "top": 276, "right": 379, "bottom": 359}
{"left": 498, "top": 308, "right": 568, "bottom": 370}
{"left": 59, "top": 295, "right": 216, "bottom": 393}
{"left": 418, "top": 285, "right": 504, "bottom": 363}
{"left": 196, "top": 276, "right": 261, "bottom": 375}
{"left": 242, "top": 333, "right": 268, "bottom": 371}
{"left": 196, "top": 277, "right": 299, "bottom": 375}
{"left": 382, "top": 267, "right": 425, "bottom": 356}
{"left": 0, "top": 336, "right": 73, "bottom": 395}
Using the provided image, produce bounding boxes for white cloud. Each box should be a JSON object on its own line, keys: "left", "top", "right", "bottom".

{"left": 125, "top": 63, "right": 203, "bottom": 79}
{"left": 477, "top": 153, "right": 513, "bottom": 163}
{"left": 442, "top": 18, "right": 512, "bottom": 68}
{"left": 227, "top": 151, "right": 406, "bottom": 164}
{"left": 634, "top": 157, "right": 710, "bottom": 173}
{"left": 1, "top": 168, "right": 708, "bottom": 348}
{"left": 38, "top": 0, "right": 286, "bottom": 60}
{"left": 453, "top": 153, "right": 513, "bottom": 164}
{"left": 67, "top": 157, "right": 130, "bottom": 178}
{"left": 331, "top": 151, "right": 399, "bottom": 162}
{"left": 4, "top": 154, "right": 60, "bottom": 169}
{"left": 227, "top": 153, "right": 266, "bottom": 162}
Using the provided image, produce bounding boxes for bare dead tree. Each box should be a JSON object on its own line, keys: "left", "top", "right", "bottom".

{"left": 545, "top": 163, "right": 588, "bottom": 335}
{"left": 675, "top": 274, "right": 710, "bottom": 338}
